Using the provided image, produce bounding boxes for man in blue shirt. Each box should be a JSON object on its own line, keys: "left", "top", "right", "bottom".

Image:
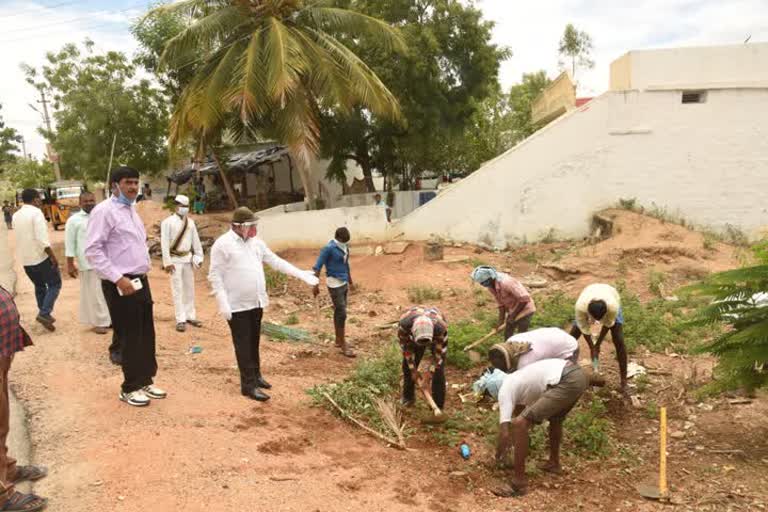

{"left": 313, "top": 228, "right": 356, "bottom": 358}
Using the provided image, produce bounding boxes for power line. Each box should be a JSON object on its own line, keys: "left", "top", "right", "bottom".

{"left": 0, "top": 1, "right": 86, "bottom": 20}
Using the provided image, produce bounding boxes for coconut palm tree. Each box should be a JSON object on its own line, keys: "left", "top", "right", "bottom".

{"left": 150, "top": 0, "right": 405, "bottom": 208}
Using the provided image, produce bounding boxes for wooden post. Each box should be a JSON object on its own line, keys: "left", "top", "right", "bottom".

{"left": 659, "top": 406, "right": 668, "bottom": 497}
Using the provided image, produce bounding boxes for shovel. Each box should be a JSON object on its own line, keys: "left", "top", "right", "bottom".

{"left": 637, "top": 406, "right": 670, "bottom": 500}
{"left": 463, "top": 324, "right": 505, "bottom": 361}
{"left": 416, "top": 376, "right": 447, "bottom": 424}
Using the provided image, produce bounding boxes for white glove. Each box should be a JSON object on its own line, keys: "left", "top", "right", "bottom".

{"left": 192, "top": 255, "right": 204, "bottom": 268}
{"left": 300, "top": 270, "right": 320, "bottom": 287}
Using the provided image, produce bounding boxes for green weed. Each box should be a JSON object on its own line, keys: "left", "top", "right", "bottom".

{"left": 618, "top": 198, "right": 637, "bottom": 210}
{"left": 644, "top": 400, "right": 658, "bottom": 419}
{"left": 265, "top": 266, "right": 287, "bottom": 292}
{"left": 284, "top": 313, "right": 299, "bottom": 326}
{"left": 468, "top": 258, "right": 489, "bottom": 269}
{"left": 407, "top": 286, "right": 443, "bottom": 303}
{"left": 447, "top": 310, "right": 498, "bottom": 369}
{"left": 702, "top": 231, "right": 718, "bottom": 251}
{"left": 523, "top": 252, "right": 540, "bottom": 264}
{"left": 564, "top": 396, "right": 613, "bottom": 458}
{"left": 648, "top": 270, "right": 666, "bottom": 297}
{"left": 530, "top": 292, "right": 573, "bottom": 330}
{"left": 634, "top": 373, "right": 650, "bottom": 393}
{"left": 307, "top": 342, "right": 402, "bottom": 435}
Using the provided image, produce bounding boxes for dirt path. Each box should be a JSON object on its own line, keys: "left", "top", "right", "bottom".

{"left": 6, "top": 207, "right": 768, "bottom": 511}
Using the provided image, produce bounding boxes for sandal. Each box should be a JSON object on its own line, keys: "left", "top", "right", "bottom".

{"left": 492, "top": 483, "right": 528, "bottom": 497}
{"left": 0, "top": 491, "right": 47, "bottom": 511}
{"left": 11, "top": 466, "right": 47, "bottom": 484}
{"left": 341, "top": 346, "right": 356, "bottom": 358}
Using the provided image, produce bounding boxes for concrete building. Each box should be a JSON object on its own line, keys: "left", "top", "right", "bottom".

{"left": 393, "top": 42, "right": 768, "bottom": 248}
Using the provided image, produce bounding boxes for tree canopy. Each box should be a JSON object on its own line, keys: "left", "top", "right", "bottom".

{"left": 558, "top": 23, "right": 594, "bottom": 80}
{"left": 21, "top": 40, "right": 169, "bottom": 182}
{"left": 0, "top": 104, "right": 21, "bottom": 176}
{"left": 320, "top": 0, "right": 509, "bottom": 190}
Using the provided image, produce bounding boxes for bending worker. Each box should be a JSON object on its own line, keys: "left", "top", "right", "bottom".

{"left": 488, "top": 327, "right": 578, "bottom": 374}
{"left": 471, "top": 266, "right": 535, "bottom": 339}
{"left": 397, "top": 306, "right": 448, "bottom": 410}
{"left": 570, "top": 283, "right": 627, "bottom": 393}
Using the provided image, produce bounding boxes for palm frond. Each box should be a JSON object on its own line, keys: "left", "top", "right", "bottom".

{"left": 226, "top": 30, "right": 270, "bottom": 122}
{"left": 301, "top": 7, "right": 407, "bottom": 54}
{"left": 264, "top": 16, "right": 304, "bottom": 104}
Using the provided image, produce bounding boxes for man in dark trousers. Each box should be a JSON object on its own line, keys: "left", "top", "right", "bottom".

{"left": 0, "top": 286, "right": 48, "bottom": 511}
{"left": 12, "top": 188, "right": 61, "bottom": 332}
{"left": 312, "top": 227, "right": 355, "bottom": 358}
{"left": 208, "top": 207, "right": 319, "bottom": 402}
{"left": 86, "top": 166, "right": 165, "bottom": 408}
{"left": 397, "top": 306, "right": 448, "bottom": 409}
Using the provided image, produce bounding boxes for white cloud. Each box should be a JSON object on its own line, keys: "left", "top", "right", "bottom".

{"left": 0, "top": 1, "right": 142, "bottom": 159}
{"left": 479, "top": 0, "right": 768, "bottom": 96}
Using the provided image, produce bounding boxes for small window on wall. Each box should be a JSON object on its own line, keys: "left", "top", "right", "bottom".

{"left": 682, "top": 91, "right": 707, "bottom": 104}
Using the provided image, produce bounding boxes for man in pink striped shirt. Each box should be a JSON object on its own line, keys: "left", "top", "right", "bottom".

{"left": 85, "top": 167, "right": 165, "bottom": 408}
{"left": 472, "top": 266, "right": 536, "bottom": 339}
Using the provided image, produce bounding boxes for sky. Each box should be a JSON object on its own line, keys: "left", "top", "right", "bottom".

{"left": 1, "top": 0, "right": 767, "bottom": 159}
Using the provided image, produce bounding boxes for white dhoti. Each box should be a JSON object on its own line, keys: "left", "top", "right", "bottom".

{"left": 80, "top": 269, "right": 111, "bottom": 327}
{"left": 170, "top": 262, "right": 197, "bottom": 324}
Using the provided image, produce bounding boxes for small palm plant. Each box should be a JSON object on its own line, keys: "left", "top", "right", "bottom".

{"left": 146, "top": 0, "right": 405, "bottom": 207}
{"left": 686, "top": 244, "right": 768, "bottom": 394}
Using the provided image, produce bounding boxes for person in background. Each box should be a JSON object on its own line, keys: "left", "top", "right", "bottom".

{"left": 208, "top": 207, "right": 319, "bottom": 402}
{"left": 312, "top": 227, "right": 355, "bottom": 358}
{"left": 143, "top": 183, "right": 152, "bottom": 200}
{"left": 86, "top": 166, "right": 165, "bottom": 408}
{"left": 2, "top": 202, "right": 12, "bottom": 230}
{"left": 12, "top": 189, "right": 61, "bottom": 332}
{"left": 397, "top": 306, "right": 448, "bottom": 409}
{"left": 494, "top": 358, "right": 587, "bottom": 497}
{"left": 471, "top": 266, "right": 535, "bottom": 339}
{"left": 373, "top": 193, "right": 392, "bottom": 222}
{"left": 65, "top": 192, "right": 111, "bottom": 335}
{"left": 570, "top": 283, "right": 627, "bottom": 393}
{"left": 160, "top": 195, "right": 204, "bottom": 333}
{"left": 193, "top": 178, "right": 206, "bottom": 214}
{"left": 0, "top": 286, "right": 49, "bottom": 511}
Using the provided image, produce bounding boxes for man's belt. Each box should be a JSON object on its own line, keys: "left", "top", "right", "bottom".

{"left": 170, "top": 250, "right": 191, "bottom": 257}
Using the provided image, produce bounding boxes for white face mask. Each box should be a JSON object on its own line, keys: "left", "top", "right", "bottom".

{"left": 177, "top": 207, "right": 189, "bottom": 216}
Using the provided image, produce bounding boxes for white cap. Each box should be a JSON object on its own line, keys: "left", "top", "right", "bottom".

{"left": 175, "top": 194, "right": 190, "bottom": 206}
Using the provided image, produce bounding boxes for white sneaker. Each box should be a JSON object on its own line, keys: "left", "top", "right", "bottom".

{"left": 119, "top": 390, "right": 150, "bottom": 407}
{"left": 142, "top": 385, "right": 167, "bottom": 399}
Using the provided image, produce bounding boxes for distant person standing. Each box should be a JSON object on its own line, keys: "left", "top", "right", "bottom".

{"left": 471, "top": 266, "right": 536, "bottom": 339}
{"left": 373, "top": 193, "right": 392, "bottom": 222}
{"left": 208, "top": 207, "right": 319, "bottom": 402}
{"left": 312, "top": 227, "right": 356, "bottom": 358}
{"left": 193, "top": 178, "right": 206, "bottom": 214}
{"left": 143, "top": 183, "right": 152, "bottom": 200}
{"left": 86, "top": 166, "right": 166, "bottom": 408}
{"left": 160, "top": 195, "right": 204, "bottom": 333}
{"left": 12, "top": 189, "right": 61, "bottom": 332}
{"left": 65, "top": 192, "right": 111, "bottom": 335}
{"left": 0, "top": 286, "right": 49, "bottom": 511}
{"left": 2, "top": 202, "right": 12, "bottom": 230}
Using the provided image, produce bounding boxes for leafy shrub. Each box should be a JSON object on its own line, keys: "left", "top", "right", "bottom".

{"left": 407, "top": 286, "right": 443, "bottom": 303}
{"left": 618, "top": 198, "right": 637, "bottom": 210}
{"left": 265, "top": 266, "right": 287, "bottom": 292}
{"left": 564, "top": 396, "right": 613, "bottom": 458}
{"left": 447, "top": 310, "right": 498, "bottom": 369}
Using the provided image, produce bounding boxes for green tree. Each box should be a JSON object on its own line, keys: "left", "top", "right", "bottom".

{"left": 507, "top": 70, "right": 551, "bottom": 140}
{"left": 0, "top": 104, "right": 21, "bottom": 175}
{"left": 22, "top": 41, "right": 169, "bottom": 182}
{"left": 686, "top": 250, "right": 768, "bottom": 393}
{"left": 5, "top": 158, "right": 55, "bottom": 189}
{"left": 321, "top": 0, "right": 508, "bottom": 190}
{"left": 152, "top": 0, "right": 405, "bottom": 207}
{"left": 558, "top": 23, "right": 594, "bottom": 80}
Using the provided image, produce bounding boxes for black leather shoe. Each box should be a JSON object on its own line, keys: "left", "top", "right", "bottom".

{"left": 255, "top": 376, "right": 272, "bottom": 389}
{"left": 242, "top": 388, "right": 270, "bottom": 402}
{"left": 109, "top": 352, "right": 122, "bottom": 366}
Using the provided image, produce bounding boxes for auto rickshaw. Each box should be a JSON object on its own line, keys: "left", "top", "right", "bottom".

{"left": 46, "top": 181, "right": 84, "bottom": 230}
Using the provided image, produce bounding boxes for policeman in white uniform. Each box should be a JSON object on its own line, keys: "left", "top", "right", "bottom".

{"left": 160, "top": 195, "right": 204, "bottom": 332}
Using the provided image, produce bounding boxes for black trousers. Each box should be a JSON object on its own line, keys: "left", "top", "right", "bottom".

{"left": 328, "top": 284, "right": 348, "bottom": 330}
{"left": 402, "top": 345, "right": 446, "bottom": 409}
{"left": 102, "top": 277, "right": 157, "bottom": 393}
{"left": 504, "top": 312, "right": 533, "bottom": 340}
{"left": 227, "top": 308, "right": 264, "bottom": 391}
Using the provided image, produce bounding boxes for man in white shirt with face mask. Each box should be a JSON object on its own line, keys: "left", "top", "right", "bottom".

{"left": 208, "top": 207, "right": 319, "bottom": 402}
{"left": 160, "top": 195, "right": 204, "bottom": 333}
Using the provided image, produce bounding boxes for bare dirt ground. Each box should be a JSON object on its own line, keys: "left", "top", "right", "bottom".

{"left": 7, "top": 205, "right": 768, "bottom": 511}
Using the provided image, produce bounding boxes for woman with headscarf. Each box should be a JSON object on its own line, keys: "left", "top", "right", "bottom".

{"left": 397, "top": 306, "right": 448, "bottom": 409}
{"left": 471, "top": 266, "right": 536, "bottom": 339}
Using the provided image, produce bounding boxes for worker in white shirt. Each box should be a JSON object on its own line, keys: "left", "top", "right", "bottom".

{"left": 208, "top": 207, "right": 319, "bottom": 402}
{"left": 570, "top": 283, "right": 627, "bottom": 393}
{"left": 12, "top": 189, "right": 61, "bottom": 332}
{"left": 488, "top": 327, "right": 579, "bottom": 374}
{"left": 64, "top": 192, "right": 111, "bottom": 334}
{"left": 494, "top": 359, "right": 587, "bottom": 497}
{"left": 160, "top": 195, "right": 204, "bottom": 333}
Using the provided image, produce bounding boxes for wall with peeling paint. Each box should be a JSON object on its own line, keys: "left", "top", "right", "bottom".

{"left": 394, "top": 87, "right": 768, "bottom": 248}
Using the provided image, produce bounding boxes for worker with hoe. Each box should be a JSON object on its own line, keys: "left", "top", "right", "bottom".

{"left": 397, "top": 306, "right": 448, "bottom": 410}
{"left": 570, "top": 283, "right": 627, "bottom": 393}
{"left": 312, "top": 227, "right": 356, "bottom": 358}
{"left": 208, "top": 207, "right": 319, "bottom": 402}
{"left": 471, "top": 266, "right": 535, "bottom": 338}
{"left": 493, "top": 357, "right": 587, "bottom": 497}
